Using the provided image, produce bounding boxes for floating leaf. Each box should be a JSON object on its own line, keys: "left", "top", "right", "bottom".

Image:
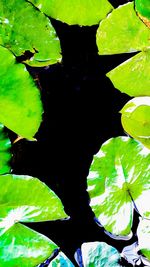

{"left": 49, "top": 252, "right": 74, "bottom": 267}
{"left": 107, "top": 50, "right": 150, "bottom": 97}
{"left": 0, "top": 124, "right": 11, "bottom": 175}
{"left": 81, "top": 242, "right": 121, "bottom": 267}
{"left": 0, "top": 174, "right": 68, "bottom": 236}
{"left": 0, "top": 0, "right": 61, "bottom": 66}
{"left": 96, "top": 2, "right": 150, "bottom": 55}
{"left": 135, "top": 0, "right": 150, "bottom": 23}
{"left": 0, "top": 46, "right": 43, "bottom": 139}
{"left": 87, "top": 137, "right": 150, "bottom": 237}
{"left": 0, "top": 223, "right": 58, "bottom": 267}
{"left": 28, "top": 0, "right": 113, "bottom": 26}
{"left": 96, "top": 2, "right": 150, "bottom": 97}
{"left": 121, "top": 97, "right": 150, "bottom": 149}
{"left": 137, "top": 218, "right": 150, "bottom": 262}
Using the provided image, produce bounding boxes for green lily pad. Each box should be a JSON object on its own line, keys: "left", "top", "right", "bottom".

{"left": 81, "top": 242, "right": 121, "bottom": 267}
{"left": 107, "top": 50, "right": 150, "bottom": 97}
{"left": 0, "top": 174, "right": 67, "bottom": 236}
{"left": 96, "top": 2, "right": 150, "bottom": 97}
{"left": 49, "top": 252, "right": 74, "bottom": 266}
{"left": 135, "top": 0, "right": 150, "bottom": 24}
{"left": 137, "top": 218, "right": 150, "bottom": 262}
{"left": 0, "top": 0, "right": 61, "bottom": 66}
{"left": 28, "top": 0, "right": 113, "bottom": 26}
{"left": 0, "top": 124, "right": 11, "bottom": 175}
{"left": 0, "top": 46, "right": 43, "bottom": 139}
{"left": 121, "top": 97, "right": 150, "bottom": 149}
{"left": 87, "top": 137, "right": 150, "bottom": 237}
{"left": 0, "top": 223, "right": 58, "bottom": 267}
{"left": 96, "top": 2, "right": 150, "bottom": 55}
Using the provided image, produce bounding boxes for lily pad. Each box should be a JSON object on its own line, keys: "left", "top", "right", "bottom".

{"left": 28, "top": 0, "right": 113, "bottom": 26}
{"left": 87, "top": 137, "right": 150, "bottom": 237}
{"left": 0, "top": 0, "right": 61, "bottom": 66}
{"left": 135, "top": 0, "right": 150, "bottom": 25}
{"left": 0, "top": 124, "right": 11, "bottom": 175}
{"left": 81, "top": 242, "right": 122, "bottom": 267}
{"left": 121, "top": 97, "right": 150, "bottom": 149}
{"left": 0, "top": 223, "right": 58, "bottom": 267}
{"left": 96, "top": 2, "right": 150, "bottom": 97}
{"left": 0, "top": 46, "right": 43, "bottom": 139}
{"left": 0, "top": 174, "right": 68, "bottom": 236}
{"left": 137, "top": 218, "right": 150, "bottom": 262}
{"left": 107, "top": 50, "right": 150, "bottom": 97}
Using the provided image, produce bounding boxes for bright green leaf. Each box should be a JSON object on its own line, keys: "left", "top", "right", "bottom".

{"left": 0, "top": 46, "right": 43, "bottom": 139}
{"left": 87, "top": 137, "right": 150, "bottom": 237}
{"left": 96, "top": 2, "right": 150, "bottom": 55}
{"left": 49, "top": 252, "right": 74, "bottom": 266}
{"left": 121, "top": 97, "right": 150, "bottom": 149}
{"left": 137, "top": 218, "right": 150, "bottom": 262}
{"left": 0, "top": 0, "right": 61, "bottom": 66}
{"left": 107, "top": 51, "right": 150, "bottom": 97}
{"left": 0, "top": 174, "right": 68, "bottom": 235}
{"left": 27, "top": 0, "right": 113, "bottom": 26}
{"left": 0, "top": 124, "right": 11, "bottom": 175}
{"left": 81, "top": 242, "right": 121, "bottom": 267}
{"left": 135, "top": 0, "right": 150, "bottom": 23}
{"left": 0, "top": 223, "right": 58, "bottom": 267}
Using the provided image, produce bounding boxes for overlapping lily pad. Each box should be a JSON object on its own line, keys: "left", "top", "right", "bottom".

{"left": 96, "top": 2, "right": 150, "bottom": 96}
{"left": 0, "top": 0, "right": 61, "bottom": 67}
{"left": 87, "top": 137, "right": 150, "bottom": 237}
{"left": 80, "top": 242, "right": 122, "bottom": 267}
{"left": 0, "top": 124, "right": 11, "bottom": 175}
{"left": 0, "top": 173, "right": 68, "bottom": 266}
{"left": 0, "top": 46, "right": 43, "bottom": 139}
{"left": 121, "top": 97, "right": 150, "bottom": 149}
{"left": 28, "top": 0, "right": 113, "bottom": 26}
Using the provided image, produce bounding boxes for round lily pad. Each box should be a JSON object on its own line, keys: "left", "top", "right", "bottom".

{"left": 87, "top": 137, "right": 150, "bottom": 237}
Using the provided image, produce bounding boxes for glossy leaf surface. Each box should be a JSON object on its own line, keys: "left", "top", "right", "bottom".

{"left": 49, "top": 252, "right": 74, "bottom": 266}
{"left": 0, "top": 0, "right": 61, "bottom": 66}
{"left": 0, "top": 46, "right": 43, "bottom": 139}
{"left": 107, "top": 51, "right": 150, "bottom": 97}
{"left": 87, "top": 137, "right": 150, "bottom": 237}
{"left": 121, "top": 97, "right": 150, "bottom": 149}
{"left": 137, "top": 218, "right": 150, "bottom": 261}
{"left": 81, "top": 242, "right": 121, "bottom": 267}
{"left": 0, "top": 124, "right": 11, "bottom": 175}
{"left": 135, "top": 0, "right": 150, "bottom": 23}
{"left": 0, "top": 223, "right": 58, "bottom": 267}
{"left": 0, "top": 174, "right": 67, "bottom": 236}
{"left": 28, "top": 0, "right": 113, "bottom": 26}
{"left": 96, "top": 2, "right": 150, "bottom": 55}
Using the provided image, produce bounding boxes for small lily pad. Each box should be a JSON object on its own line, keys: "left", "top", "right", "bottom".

{"left": 81, "top": 242, "right": 122, "bottom": 267}
{"left": 28, "top": 0, "right": 113, "bottom": 26}
{"left": 87, "top": 137, "right": 150, "bottom": 237}
{"left": 121, "top": 97, "right": 150, "bottom": 149}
